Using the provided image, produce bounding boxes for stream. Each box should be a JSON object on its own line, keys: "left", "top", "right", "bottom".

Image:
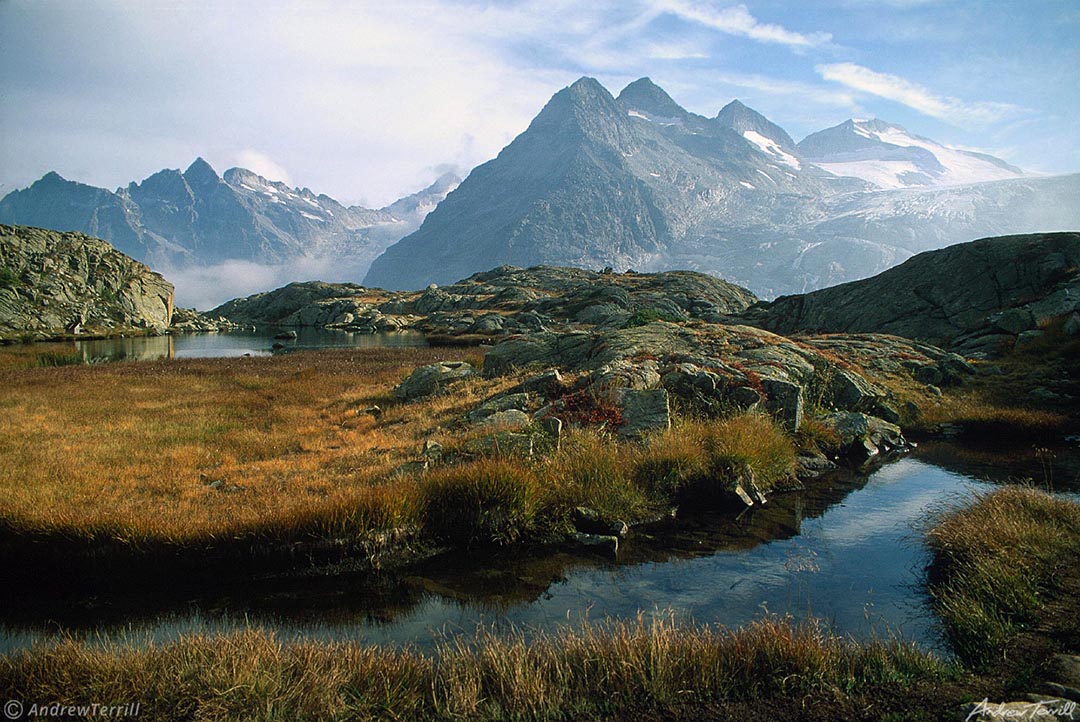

{"left": 4, "top": 442, "right": 1077, "bottom": 656}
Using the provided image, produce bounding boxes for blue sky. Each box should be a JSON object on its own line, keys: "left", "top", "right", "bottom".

{"left": 1, "top": 0, "right": 1077, "bottom": 207}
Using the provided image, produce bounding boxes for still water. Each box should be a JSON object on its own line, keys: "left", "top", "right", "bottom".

{"left": 7, "top": 447, "right": 1075, "bottom": 655}
{"left": 69, "top": 328, "right": 428, "bottom": 361}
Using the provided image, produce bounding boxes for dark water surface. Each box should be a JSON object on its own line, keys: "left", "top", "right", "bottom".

{"left": 6, "top": 444, "right": 1076, "bottom": 656}
{"left": 64, "top": 328, "right": 428, "bottom": 362}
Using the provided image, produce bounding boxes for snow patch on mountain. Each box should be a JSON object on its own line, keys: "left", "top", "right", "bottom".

{"left": 742, "top": 130, "right": 801, "bottom": 169}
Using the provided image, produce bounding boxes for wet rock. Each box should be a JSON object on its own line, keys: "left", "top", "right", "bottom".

{"left": 568, "top": 532, "right": 619, "bottom": 558}
{"left": 796, "top": 454, "right": 837, "bottom": 479}
{"left": 274, "top": 330, "right": 298, "bottom": 340}
{"left": 821, "top": 412, "right": 909, "bottom": 459}
{"left": 393, "top": 361, "right": 475, "bottom": 400}
{"left": 571, "top": 507, "right": 629, "bottom": 538}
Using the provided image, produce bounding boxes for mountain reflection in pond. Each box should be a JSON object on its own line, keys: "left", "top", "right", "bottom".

{"left": 4, "top": 448, "right": 1077, "bottom": 656}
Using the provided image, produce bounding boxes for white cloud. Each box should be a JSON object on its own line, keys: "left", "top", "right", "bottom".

{"left": 233, "top": 150, "right": 293, "bottom": 185}
{"left": 661, "top": 1, "right": 832, "bottom": 47}
{"left": 816, "top": 62, "right": 1024, "bottom": 125}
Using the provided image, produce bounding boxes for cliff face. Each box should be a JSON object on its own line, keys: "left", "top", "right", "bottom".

{"left": 738, "top": 232, "right": 1080, "bottom": 357}
{"left": 0, "top": 224, "right": 174, "bottom": 338}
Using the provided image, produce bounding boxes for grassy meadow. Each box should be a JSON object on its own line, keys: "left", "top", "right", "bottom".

{"left": 0, "top": 346, "right": 799, "bottom": 560}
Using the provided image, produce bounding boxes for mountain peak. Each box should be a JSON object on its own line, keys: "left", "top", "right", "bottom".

{"left": 616, "top": 77, "right": 687, "bottom": 119}
{"left": 38, "top": 171, "right": 68, "bottom": 185}
{"left": 715, "top": 99, "right": 796, "bottom": 151}
{"left": 527, "top": 77, "right": 627, "bottom": 141}
{"left": 183, "top": 157, "right": 219, "bottom": 187}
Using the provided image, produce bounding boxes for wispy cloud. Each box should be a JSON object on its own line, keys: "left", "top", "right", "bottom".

{"left": 816, "top": 62, "right": 1025, "bottom": 125}
{"left": 233, "top": 150, "right": 292, "bottom": 185}
{"left": 661, "top": 1, "right": 832, "bottom": 48}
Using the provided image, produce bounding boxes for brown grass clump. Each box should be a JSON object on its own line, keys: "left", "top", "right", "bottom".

{"left": 916, "top": 394, "right": 1069, "bottom": 441}
{"left": 0, "top": 614, "right": 951, "bottom": 722}
{"left": 419, "top": 457, "right": 538, "bottom": 547}
{"left": 925, "top": 485, "right": 1080, "bottom": 670}
{"left": 540, "top": 428, "right": 654, "bottom": 523}
{"left": 635, "top": 415, "right": 796, "bottom": 502}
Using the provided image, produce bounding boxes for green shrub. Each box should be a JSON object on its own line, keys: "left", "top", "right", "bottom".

{"left": 626, "top": 307, "right": 681, "bottom": 327}
{"left": 0, "top": 266, "right": 19, "bottom": 289}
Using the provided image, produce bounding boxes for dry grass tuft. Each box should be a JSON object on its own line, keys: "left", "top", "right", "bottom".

{"left": 925, "top": 485, "right": 1080, "bottom": 669}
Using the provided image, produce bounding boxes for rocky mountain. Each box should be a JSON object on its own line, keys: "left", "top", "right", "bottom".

{"left": 797, "top": 119, "right": 1025, "bottom": 189}
{"left": 738, "top": 232, "right": 1080, "bottom": 357}
{"left": 0, "top": 224, "right": 174, "bottom": 338}
{"left": 0, "top": 160, "right": 459, "bottom": 277}
{"left": 364, "top": 77, "right": 1078, "bottom": 295}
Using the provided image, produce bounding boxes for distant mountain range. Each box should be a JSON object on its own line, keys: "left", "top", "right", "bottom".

{"left": 364, "top": 77, "right": 1079, "bottom": 295}
{"left": 0, "top": 159, "right": 459, "bottom": 277}
{"left": 2, "top": 76, "right": 1077, "bottom": 300}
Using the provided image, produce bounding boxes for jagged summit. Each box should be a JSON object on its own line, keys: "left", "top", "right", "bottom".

{"left": 182, "top": 157, "right": 220, "bottom": 188}
{"left": 0, "top": 159, "right": 455, "bottom": 287}
{"left": 616, "top": 77, "right": 688, "bottom": 120}
{"left": 715, "top": 99, "right": 797, "bottom": 151}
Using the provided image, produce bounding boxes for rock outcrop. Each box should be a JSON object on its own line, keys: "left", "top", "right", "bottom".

{"left": 0, "top": 224, "right": 174, "bottom": 338}
{"left": 212, "top": 265, "right": 756, "bottom": 337}
{"left": 739, "top": 233, "right": 1080, "bottom": 357}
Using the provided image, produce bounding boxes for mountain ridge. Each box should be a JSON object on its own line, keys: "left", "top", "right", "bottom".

{"left": 364, "top": 76, "right": 1076, "bottom": 294}
{"left": 0, "top": 161, "right": 459, "bottom": 280}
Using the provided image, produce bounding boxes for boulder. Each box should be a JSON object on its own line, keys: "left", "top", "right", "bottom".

{"left": 761, "top": 377, "right": 803, "bottom": 432}
{"left": 567, "top": 532, "right": 619, "bottom": 558}
{"left": 467, "top": 392, "right": 531, "bottom": 422}
{"left": 473, "top": 409, "right": 531, "bottom": 432}
{"left": 821, "top": 412, "right": 909, "bottom": 459}
{"left": 466, "top": 431, "right": 535, "bottom": 457}
{"left": 612, "top": 388, "right": 671, "bottom": 438}
{"left": 591, "top": 359, "right": 661, "bottom": 391}
{"left": 393, "top": 361, "right": 475, "bottom": 400}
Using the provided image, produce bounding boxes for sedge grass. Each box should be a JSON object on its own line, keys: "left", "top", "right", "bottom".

{"left": 1, "top": 614, "right": 952, "bottom": 722}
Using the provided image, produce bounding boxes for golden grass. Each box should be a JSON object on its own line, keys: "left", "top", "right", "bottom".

{"left": 0, "top": 346, "right": 799, "bottom": 556}
{"left": 634, "top": 415, "right": 796, "bottom": 501}
{"left": 0, "top": 348, "right": 491, "bottom": 544}
{"left": 1, "top": 614, "right": 950, "bottom": 722}
{"left": 925, "top": 486, "right": 1080, "bottom": 669}
{"left": 915, "top": 393, "right": 1069, "bottom": 439}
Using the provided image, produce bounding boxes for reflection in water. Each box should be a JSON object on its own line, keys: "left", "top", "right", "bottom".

{"left": 63, "top": 328, "right": 429, "bottom": 362}
{"left": 3, "top": 453, "right": 1023, "bottom": 655}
